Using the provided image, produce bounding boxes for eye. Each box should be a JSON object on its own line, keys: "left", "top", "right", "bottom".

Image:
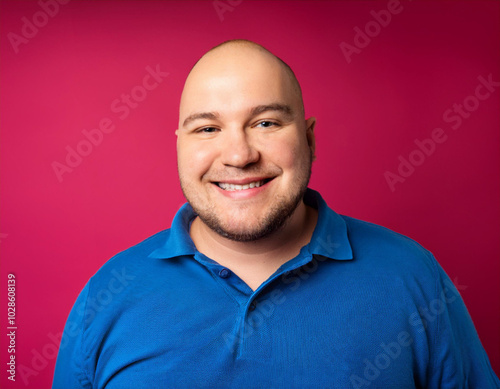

{"left": 198, "top": 127, "right": 219, "bottom": 133}
{"left": 255, "top": 121, "right": 277, "bottom": 128}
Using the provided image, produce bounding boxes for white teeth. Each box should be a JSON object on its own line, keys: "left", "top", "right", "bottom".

{"left": 218, "top": 180, "right": 265, "bottom": 191}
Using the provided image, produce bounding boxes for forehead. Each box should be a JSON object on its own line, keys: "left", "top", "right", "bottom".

{"left": 179, "top": 47, "right": 300, "bottom": 122}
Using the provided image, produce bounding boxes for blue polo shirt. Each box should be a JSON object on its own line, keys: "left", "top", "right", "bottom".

{"left": 53, "top": 189, "right": 499, "bottom": 389}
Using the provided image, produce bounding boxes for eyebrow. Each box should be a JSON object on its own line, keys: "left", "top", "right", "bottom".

{"left": 250, "top": 103, "right": 294, "bottom": 118}
{"left": 181, "top": 103, "right": 294, "bottom": 128}
{"left": 182, "top": 112, "right": 221, "bottom": 128}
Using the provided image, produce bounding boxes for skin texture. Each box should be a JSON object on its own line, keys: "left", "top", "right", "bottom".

{"left": 176, "top": 40, "right": 317, "bottom": 290}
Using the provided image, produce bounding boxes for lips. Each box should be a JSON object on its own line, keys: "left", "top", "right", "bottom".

{"left": 215, "top": 178, "right": 273, "bottom": 191}
{"left": 217, "top": 180, "right": 264, "bottom": 191}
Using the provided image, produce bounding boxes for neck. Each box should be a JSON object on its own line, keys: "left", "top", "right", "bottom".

{"left": 190, "top": 201, "right": 318, "bottom": 290}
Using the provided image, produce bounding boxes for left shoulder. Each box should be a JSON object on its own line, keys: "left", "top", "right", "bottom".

{"left": 341, "top": 215, "right": 438, "bottom": 275}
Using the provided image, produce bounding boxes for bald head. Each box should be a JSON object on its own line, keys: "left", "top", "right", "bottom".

{"left": 191, "top": 40, "right": 303, "bottom": 104}
{"left": 179, "top": 40, "right": 305, "bottom": 127}
{"left": 175, "top": 39, "right": 316, "bottom": 243}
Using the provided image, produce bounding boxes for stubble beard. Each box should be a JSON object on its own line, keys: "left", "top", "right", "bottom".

{"left": 179, "top": 154, "right": 312, "bottom": 242}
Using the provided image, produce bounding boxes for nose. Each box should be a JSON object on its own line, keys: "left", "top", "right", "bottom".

{"left": 219, "top": 128, "right": 259, "bottom": 168}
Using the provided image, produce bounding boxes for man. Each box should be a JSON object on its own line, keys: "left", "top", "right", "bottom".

{"left": 53, "top": 40, "right": 500, "bottom": 388}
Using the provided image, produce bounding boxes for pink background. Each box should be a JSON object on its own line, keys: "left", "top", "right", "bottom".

{"left": 1, "top": 0, "right": 499, "bottom": 387}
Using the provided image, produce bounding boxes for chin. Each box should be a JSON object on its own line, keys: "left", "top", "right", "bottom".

{"left": 217, "top": 220, "right": 265, "bottom": 239}
{"left": 212, "top": 225, "right": 274, "bottom": 242}
{"left": 199, "top": 208, "right": 293, "bottom": 242}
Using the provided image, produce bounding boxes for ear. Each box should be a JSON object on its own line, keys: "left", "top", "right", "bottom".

{"left": 305, "top": 117, "right": 316, "bottom": 161}
{"left": 175, "top": 129, "right": 180, "bottom": 136}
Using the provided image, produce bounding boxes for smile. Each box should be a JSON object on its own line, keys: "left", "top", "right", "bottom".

{"left": 216, "top": 179, "right": 271, "bottom": 191}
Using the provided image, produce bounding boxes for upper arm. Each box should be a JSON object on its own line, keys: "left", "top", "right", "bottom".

{"left": 52, "top": 281, "right": 93, "bottom": 389}
{"left": 426, "top": 260, "right": 500, "bottom": 388}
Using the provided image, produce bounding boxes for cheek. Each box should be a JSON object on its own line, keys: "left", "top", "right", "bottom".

{"left": 264, "top": 134, "right": 308, "bottom": 171}
{"left": 177, "top": 139, "right": 216, "bottom": 178}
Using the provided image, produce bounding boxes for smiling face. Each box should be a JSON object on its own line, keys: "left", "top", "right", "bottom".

{"left": 176, "top": 41, "right": 316, "bottom": 242}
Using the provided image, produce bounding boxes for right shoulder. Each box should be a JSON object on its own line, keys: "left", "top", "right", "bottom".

{"left": 87, "top": 228, "right": 172, "bottom": 294}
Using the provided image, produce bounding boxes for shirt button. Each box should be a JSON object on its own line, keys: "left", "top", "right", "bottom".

{"left": 218, "top": 268, "right": 230, "bottom": 279}
{"left": 249, "top": 302, "right": 256, "bottom": 311}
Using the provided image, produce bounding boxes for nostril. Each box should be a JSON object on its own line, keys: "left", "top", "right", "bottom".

{"left": 221, "top": 147, "right": 259, "bottom": 168}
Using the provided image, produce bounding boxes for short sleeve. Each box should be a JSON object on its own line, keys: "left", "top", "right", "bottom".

{"left": 426, "top": 260, "right": 500, "bottom": 388}
{"left": 52, "top": 281, "right": 93, "bottom": 389}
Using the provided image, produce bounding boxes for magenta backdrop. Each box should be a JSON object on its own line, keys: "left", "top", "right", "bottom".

{"left": 1, "top": 0, "right": 499, "bottom": 387}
